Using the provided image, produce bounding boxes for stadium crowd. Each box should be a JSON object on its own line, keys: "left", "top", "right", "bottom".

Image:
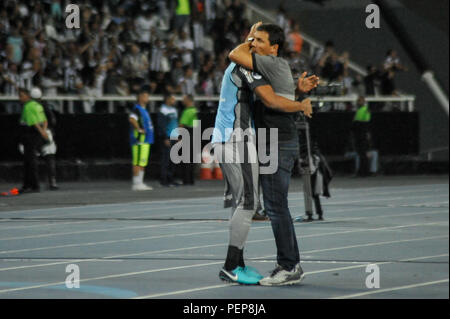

{"left": 0, "top": 0, "right": 406, "bottom": 114}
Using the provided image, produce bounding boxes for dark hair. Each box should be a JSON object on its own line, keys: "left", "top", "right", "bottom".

{"left": 18, "top": 87, "right": 30, "bottom": 96}
{"left": 138, "top": 85, "right": 150, "bottom": 95}
{"left": 185, "top": 94, "right": 194, "bottom": 102}
{"left": 256, "top": 24, "right": 285, "bottom": 55}
{"left": 325, "top": 40, "right": 334, "bottom": 47}
{"left": 164, "top": 93, "right": 174, "bottom": 102}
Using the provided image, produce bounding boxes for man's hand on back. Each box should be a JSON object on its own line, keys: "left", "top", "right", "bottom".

{"left": 300, "top": 98, "right": 313, "bottom": 118}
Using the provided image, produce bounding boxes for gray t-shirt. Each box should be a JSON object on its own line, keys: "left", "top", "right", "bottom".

{"left": 252, "top": 53, "right": 298, "bottom": 144}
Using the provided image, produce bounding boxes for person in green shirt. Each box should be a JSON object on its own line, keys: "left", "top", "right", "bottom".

{"left": 351, "top": 96, "right": 372, "bottom": 176}
{"left": 179, "top": 94, "right": 198, "bottom": 185}
{"left": 174, "top": 0, "right": 191, "bottom": 31}
{"left": 18, "top": 88, "right": 49, "bottom": 193}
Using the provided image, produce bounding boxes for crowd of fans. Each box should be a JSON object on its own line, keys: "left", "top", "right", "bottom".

{"left": 0, "top": 0, "right": 407, "bottom": 114}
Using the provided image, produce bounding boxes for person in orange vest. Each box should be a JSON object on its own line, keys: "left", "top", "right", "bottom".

{"left": 287, "top": 22, "right": 304, "bottom": 54}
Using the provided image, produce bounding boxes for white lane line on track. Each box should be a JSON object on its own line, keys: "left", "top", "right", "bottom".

{"left": 0, "top": 220, "right": 214, "bottom": 242}
{"left": 1, "top": 183, "right": 446, "bottom": 217}
{"left": 0, "top": 219, "right": 447, "bottom": 274}
{"left": 134, "top": 253, "right": 449, "bottom": 299}
{"left": 1, "top": 192, "right": 447, "bottom": 225}
{"left": 0, "top": 237, "right": 447, "bottom": 295}
{"left": 0, "top": 205, "right": 447, "bottom": 242}
{"left": 0, "top": 220, "right": 97, "bottom": 231}
{"left": 0, "top": 208, "right": 447, "bottom": 255}
{"left": 0, "top": 204, "right": 385, "bottom": 241}
{"left": 330, "top": 279, "right": 449, "bottom": 299}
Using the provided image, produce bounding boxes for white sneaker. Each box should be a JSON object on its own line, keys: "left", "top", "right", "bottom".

{"left": 259, "top": 263, "right": 305, "bottom": 286}
{"left": 132, "top": 183, "right": 153, "bottom": 191}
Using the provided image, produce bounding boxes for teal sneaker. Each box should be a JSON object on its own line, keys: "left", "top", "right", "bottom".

{"left": 243, "top": 266, "right": 263, "bottom": 280}
{"left": 219, "top": 266, "right": 260, "bottom": 285}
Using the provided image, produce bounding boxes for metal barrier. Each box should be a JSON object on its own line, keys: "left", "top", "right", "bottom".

{"left": 0, "top": 94, "right": 416, "bottom": 113}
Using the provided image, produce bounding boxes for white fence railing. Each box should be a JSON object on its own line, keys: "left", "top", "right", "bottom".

{"left": 0, "top": 94, "right": 416, "bottom": 113}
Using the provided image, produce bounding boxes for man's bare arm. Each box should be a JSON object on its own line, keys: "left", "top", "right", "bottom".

{"left": 129, "top": 117, "right": 144, "bottom": 133}
{"left": 229, "top": 42, "right": 253, "bottom": 70}
{"left": 255, "top": 85, "right": 312, "bottom": 117}
{"left": 228, "top": 21, "right": 261, "bottom": 70}
{"left": 34, "top": 122, "right": 49, "bottom": 140}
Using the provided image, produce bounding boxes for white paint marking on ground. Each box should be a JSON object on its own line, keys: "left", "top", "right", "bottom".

{"left": 0, "top": 237, "right": 447, "bottom": 295}
{"left": 330, "top": 279, "right": 449, "bottom": 299}
{"left": 133, "top": 253, "right": 449, "bottom": 299}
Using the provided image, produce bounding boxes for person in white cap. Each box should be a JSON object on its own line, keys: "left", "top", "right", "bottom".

{"left": 30, "top": 87, "right": 59, "bottom": 190}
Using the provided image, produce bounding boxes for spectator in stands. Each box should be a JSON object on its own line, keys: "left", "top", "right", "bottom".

{"left": 364, "top": 64, "right": 384, "bottom": 111}
{"left": 383, "top": 49, "right": 407, "bottom": 73}
{"left": 276, "top": 2, "right": 290, "bottom": 35}
{"left": 153, "top": 71, "right": 175, "bottom": 95}
{"left": 380, "top": 50, "right": 408, "bottom": 103}
{"left": 311, "top": 40, "right": 334, "bottom": 74}
{"left": 318, "top": 49, "right": 348, "bottom": 83}
{"left": 287, "top": 22, "right": 304, "bottom": 55}
{"left": 178, "top": 66, "right": 197, "bottom": 96}
{"left": 122, "top": 43, "right": 149, "bottom": 94}
{"left": 120, "top": 19, "right": 140, "bottom": 46}
{"left": 2, "top": 63, "right": 21, "bottom": 113}
{"left": 364, "top": 64, "right": 380, "bottom": 96}
{"left": 175, "top": 30, "right": 194, "bottom": 66}
{"left": 170, "top": 58, "right": 184, "bottom": 89}
{"left": 6, "top": 25, "right": 24, "bottom": 65}
{"left": 135, "top": 9, "right": 158, "bottom": 51}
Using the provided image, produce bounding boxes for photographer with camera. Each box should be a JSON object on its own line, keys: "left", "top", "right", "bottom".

{"left": 295, "top": 103, "right": 333, "bottom": 222}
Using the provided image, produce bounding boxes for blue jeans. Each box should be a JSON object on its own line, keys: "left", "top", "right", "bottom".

{"left": 260, "top": 140, "right": 300, "bottom": 270}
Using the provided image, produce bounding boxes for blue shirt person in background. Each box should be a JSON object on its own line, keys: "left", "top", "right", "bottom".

{"left": 157, "top": 93, "right": 179, "bottom": 187}
{"left": 129, "top": 87, "right": 154, "bottom": 191}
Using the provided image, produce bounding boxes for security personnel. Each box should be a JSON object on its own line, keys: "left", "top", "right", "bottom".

{"left": 18, "top": 88, "right": 48, "bottom": 193}
{"left": 352, "top": 96, "right": 372, "bottom": 176}
{"left": 30, "top": 87, "right": 59, "bottom": 190}
{"left": 178, "top": 94, "right": 198, "bottom": 185}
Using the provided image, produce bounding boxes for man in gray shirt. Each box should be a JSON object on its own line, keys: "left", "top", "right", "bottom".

{"left": 229, "top": 23, "right": 319, "bottom": 286}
